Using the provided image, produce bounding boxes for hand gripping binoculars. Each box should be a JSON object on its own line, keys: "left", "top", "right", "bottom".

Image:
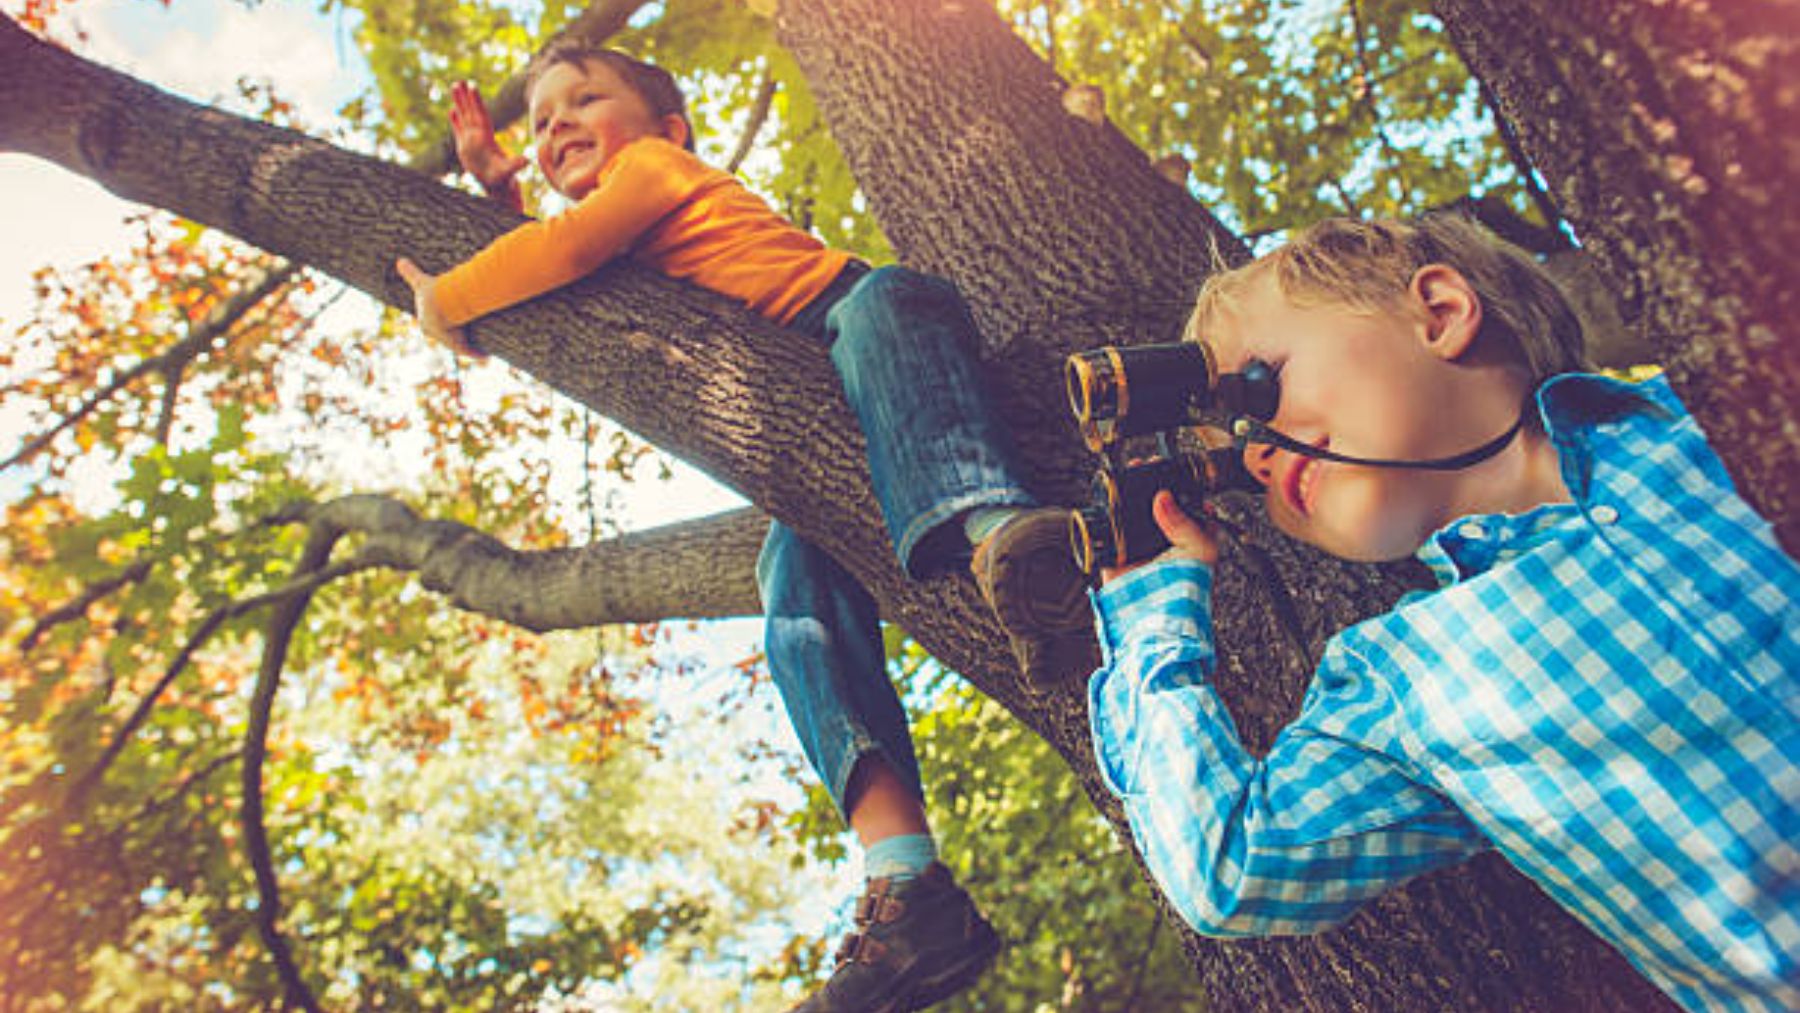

{"left": 1064, "top": 342, "right": 1278, "bottom": 575}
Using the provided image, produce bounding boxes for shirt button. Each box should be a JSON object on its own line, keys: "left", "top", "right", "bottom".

{"left": 1457, "top": 522, "right": 1488, "bottom": 540}
{"left": 1591, "top": 505, "right": 1620, "bottom": 525}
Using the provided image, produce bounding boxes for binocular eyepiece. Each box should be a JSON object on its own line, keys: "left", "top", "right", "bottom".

{"left": 1064, "top": 341, "right": 1275, "bottom": 575}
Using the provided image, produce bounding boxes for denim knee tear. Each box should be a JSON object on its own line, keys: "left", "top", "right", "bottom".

{"left": 769, "top": 615, "right": 832, "bottom": 648}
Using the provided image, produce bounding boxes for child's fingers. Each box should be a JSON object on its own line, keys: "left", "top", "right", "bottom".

{"left": 459, "top": 81, "right": 491, "bottom": 127}
{"left": 395, "top": 257, "right": 427, "bottom": 289}
{"left": 1152, "top": 490, "right": 1220, "bottom": 565}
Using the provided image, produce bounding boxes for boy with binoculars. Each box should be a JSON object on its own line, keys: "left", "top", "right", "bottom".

{"left": 1086, "top": 213, "right": 1799, "bottom": 1011}
{"left": 394, "top": 41, "right": 1094, "bottom": 1012}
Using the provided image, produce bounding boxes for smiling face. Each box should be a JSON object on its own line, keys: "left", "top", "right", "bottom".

{"left": 528, "top": 58, "right": 685, "bottom": 200}
{"left": 1203, "top": 269, "right": 1548, "bottom": 561}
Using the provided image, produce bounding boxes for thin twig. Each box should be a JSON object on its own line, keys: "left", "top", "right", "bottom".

{"left": 724, "top": 66, "right": 777, "bottom": 175}
{"left": 2, "top": 264, "right": 295, "bottom": 473}
{"left": 66, "top": 558, "right": 377, "bottom": 807}
{"left": 241, "top": 526, "right": 342, "bottom": 1013}
{"left": 131, "top": 748, "right": 241, "bottom": 825}
{"left": 21, "top": 559, "right": 153, "bottom": 651}
{"left": 153, "top": 361, "right": 183, "bottom": 447}
{"left": 1120, "top": 909, "right": 1163, "bottom": 1010}
{"left": 1348, "top": 0, "right": 1411, "bottom": 197}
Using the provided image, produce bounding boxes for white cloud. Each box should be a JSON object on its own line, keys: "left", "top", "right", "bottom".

{"left": 74, "top": 0, "right": 365, "bottom": 126}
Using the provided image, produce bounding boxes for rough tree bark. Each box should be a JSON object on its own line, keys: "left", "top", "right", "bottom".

{"left": 1437, "top": 0, "right": 1800, "bottom": 555}
{"left": 1, "top": 2, "right": 1753, "bottom": 1007}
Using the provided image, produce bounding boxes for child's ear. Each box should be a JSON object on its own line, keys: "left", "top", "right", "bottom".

{"left": 660, "top": 114, "right": 692, "bottom": 151}
{"left": 1410, "top": 264, "right": 1482, "bottom": 361}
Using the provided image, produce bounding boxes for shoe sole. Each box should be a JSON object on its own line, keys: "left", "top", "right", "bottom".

{"left": 895, "top": 924, "right": 1003, "bottom": 1013}
{"left": 975, "top": 522, "right": 1091, "bottom": 637}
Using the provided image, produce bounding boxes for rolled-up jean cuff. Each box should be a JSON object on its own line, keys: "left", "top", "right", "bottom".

{"left": 897, "top": 487, "right": 1038, "bottom": 578}
{"left": 830, "top": 741, "right": 922, "bottom": 820}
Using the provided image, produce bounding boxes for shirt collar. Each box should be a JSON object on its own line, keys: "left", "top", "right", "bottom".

{"left": 1415, "top": 372, "right": 1658, "bottom": 585}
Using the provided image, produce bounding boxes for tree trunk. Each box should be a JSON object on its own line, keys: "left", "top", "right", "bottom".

{"left": 1437, "top": 0, "right": 1800, "bottom": 557}
{"left": 0, "top": 6, "right": 1684, "bottom": 1009}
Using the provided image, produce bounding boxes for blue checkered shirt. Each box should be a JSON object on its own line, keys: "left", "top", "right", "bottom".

{"left": 1088, "top": 374, "right": 1800, "bottom": 1012}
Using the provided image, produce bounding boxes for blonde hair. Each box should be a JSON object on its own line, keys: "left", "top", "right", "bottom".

{"left": 1188, "top": 214, "right": 1589, "bottom": 383}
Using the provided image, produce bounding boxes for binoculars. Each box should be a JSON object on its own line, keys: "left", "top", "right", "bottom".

{"left": 1064, "top": 341, "right": 1276, "bottom": 575}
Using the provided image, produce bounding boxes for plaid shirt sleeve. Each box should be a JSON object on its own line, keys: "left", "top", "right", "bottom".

{"left": 1088, "top": 558, "right": 1490, "bottom": 937}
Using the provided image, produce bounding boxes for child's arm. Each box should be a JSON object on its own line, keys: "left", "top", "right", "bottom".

{"left": 427, "top": 141, "right": 691, "bottom": 328}
{"left": 449, "top": 81, "right": 526, "bottom": 213}
{"left": 1089, "top": 493, "right": 1489, "bottom": 937}
{"left": 394, "top": 140, "right": 691, "bottom": 357}
{"left": 395, "top": 258, "right": 483, "bottom": 359}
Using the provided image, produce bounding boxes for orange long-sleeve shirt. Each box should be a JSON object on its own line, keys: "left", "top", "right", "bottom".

{"left": 434, "top": 137, "right": 852, "bottom": 327}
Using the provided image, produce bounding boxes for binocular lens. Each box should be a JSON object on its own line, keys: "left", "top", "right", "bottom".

{"left": 1065, "top": 348, "right": 1125, "bottom": 451}
{"left": 1065, "top": 342, "right": 1216, "bottom": 449}
{"left": 1069, "top": 506, "right": 1108, "bottom": 579}
{"left": 1071, "top": 458, "right": 1198, "bottom": 574}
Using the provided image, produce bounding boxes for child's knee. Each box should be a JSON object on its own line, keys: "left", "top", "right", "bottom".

{"left": 827, "top": 266, "right": 968, "bottom": 387}
{"left": 828, "top": 267, "right": 957, "bottom": 345}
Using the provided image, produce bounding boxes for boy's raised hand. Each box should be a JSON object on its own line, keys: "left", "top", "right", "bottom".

{"left": 1099, "top": 490, "right": 1220, "bottom": 584}
{"left": 395, "top": 257, "right": 485, "bottom": 360}
{"left": 449, "top": 81, "right": 526, "bottom": 212}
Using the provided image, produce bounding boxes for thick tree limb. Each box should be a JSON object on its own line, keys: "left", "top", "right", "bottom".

{"left": 1437, "top": 0, "right": 1800, "bottom": 555}
{"left": 319, "top": 494, "right": 767, "bottom": 626}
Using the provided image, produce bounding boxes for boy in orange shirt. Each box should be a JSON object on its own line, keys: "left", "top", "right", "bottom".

{"left": 394, "top": 43, "right": 1088, "bottom": 1011}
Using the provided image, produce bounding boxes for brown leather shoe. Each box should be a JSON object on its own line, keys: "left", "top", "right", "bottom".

{"left": 969, "top": 508, "right": 1100, "bottom": 693}
{"left": 789, "top": 863, "right": 1001, "bottom": 1012}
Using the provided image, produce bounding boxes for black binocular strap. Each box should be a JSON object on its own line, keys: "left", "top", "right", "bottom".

{"left": 1232, "top": 412, "right": 1527, "bottom": 472}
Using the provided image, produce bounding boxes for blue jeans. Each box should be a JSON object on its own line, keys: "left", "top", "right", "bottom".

{"left": 757, "top": 264, "right": 1035, "bottom": 818}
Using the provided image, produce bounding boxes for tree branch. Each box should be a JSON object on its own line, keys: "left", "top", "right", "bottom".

{"left": 326, "top": 494, "right": 767, "bottom": 628}
{"left": 724, "top": 66, "right": 777, "bottom": 174}
{"left": 66, "top": 558, "right": 377, "bottom": 808}
{"left": 1348, "top": 0, "right": 1412, "bottom": 196}
{"left": 241, "top": 526, "right": 338, "bottom": 1013}
{"left": 21, "top": 559, "right": 153, "bottom": 651}
{"left": 2, "top": 262, "right": 296, "bottom": 473}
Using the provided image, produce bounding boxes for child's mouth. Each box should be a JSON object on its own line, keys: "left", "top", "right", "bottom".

{"left": 556, "top": 141, "right": 595, "bottom": 170}
{"left": 1284, "top": 443, "right": 1325, "bottom": 517}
